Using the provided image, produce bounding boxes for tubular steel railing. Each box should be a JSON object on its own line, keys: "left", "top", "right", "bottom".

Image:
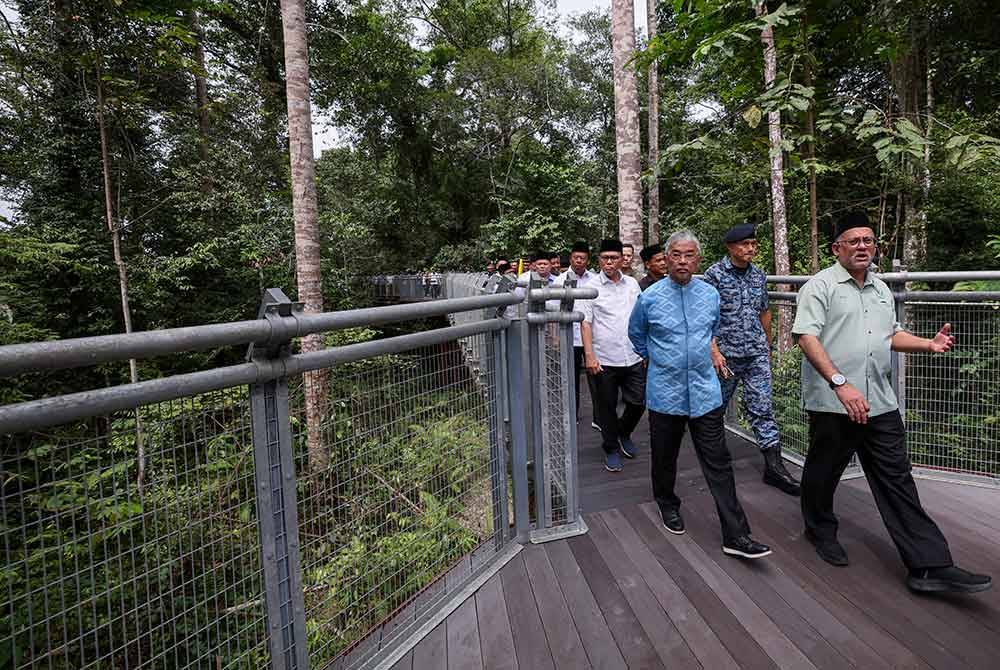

{"left": 724, "top": 268, "right": 1000, "bottom": 487}
{"left": 0, "top": 276, "right": 594, "bottom": 670}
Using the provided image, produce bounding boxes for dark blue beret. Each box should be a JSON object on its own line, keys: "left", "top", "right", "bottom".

{"left": 724, "top": 224, "right": 756, "bottom": 244}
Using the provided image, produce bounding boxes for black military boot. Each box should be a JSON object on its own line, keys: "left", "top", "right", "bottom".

{"left": 763, "top": 444, "right": 801, "bottom": 496}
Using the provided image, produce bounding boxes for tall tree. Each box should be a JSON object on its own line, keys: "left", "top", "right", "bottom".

{"left": 645, "top": 0, "right": 659, "bottom": 245}
{"left": 611, "top": 0, "right": 643, "bottom": 263}
{"left": 756, "top": 1, "right": 791, "bottom": 351}
{"left": 280, "top": 0, "right": 328, "bottom": 471}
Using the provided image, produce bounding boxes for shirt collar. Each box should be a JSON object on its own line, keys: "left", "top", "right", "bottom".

{"left": 831, "top": 261, "right": 873, "bottom": 287}
{"left": 600, "top": 270, "right": 623, "bottom": 284}
{"left": 722, "top": 255, "right": 754, "bottom": 273}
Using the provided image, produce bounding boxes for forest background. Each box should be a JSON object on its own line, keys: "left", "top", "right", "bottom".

{"left": 2, "top": 0, "right": 1000, "bottom": 397}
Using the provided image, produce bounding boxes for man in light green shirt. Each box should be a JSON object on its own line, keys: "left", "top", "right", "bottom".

{"left": 792, "top": 211, "right": 990, "bottom": 594}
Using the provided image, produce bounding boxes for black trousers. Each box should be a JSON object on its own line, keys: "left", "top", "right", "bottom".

{"left": 802, "top": 410, "right": 952, "bottom": 569}
{"left": 592, "top": 362, "right": 646, "bottom": 454}
{"left": 573, "top": 346, "right": 601, "bottom": 424}
{"left": 649, "top": 406, "right": 751, "bottom": 543}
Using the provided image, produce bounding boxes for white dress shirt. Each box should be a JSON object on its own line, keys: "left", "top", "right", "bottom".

{"left": 581, "top": 271, "right": 642, "bottom": 367}
{"left": 554, "top": 268, "right": 598, "bottom": 347}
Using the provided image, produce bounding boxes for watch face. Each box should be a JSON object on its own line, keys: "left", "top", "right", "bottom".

{"left": 831, "top": 374, "right": 846, "bottom": 386}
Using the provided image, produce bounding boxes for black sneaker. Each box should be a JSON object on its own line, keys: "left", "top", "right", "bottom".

{"left": 804, "top": 530, "right": 849, "bottom": 566}
{"left": 723, "top": 535, "right": 772, "bottom": 559}
{"left": 660, "top": 508, "right": 685, "bottom": 535}
{"left": 907, "top": 566, "right": 992, "bottom": 594}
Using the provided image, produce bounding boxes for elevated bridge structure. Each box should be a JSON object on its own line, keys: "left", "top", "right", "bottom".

{"left": 1, "top": 270, "right": 999, "bottom": 669}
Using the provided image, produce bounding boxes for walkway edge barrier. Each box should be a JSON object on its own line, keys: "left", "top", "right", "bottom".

{"left": 0, "top": 292, "right": 521, "bottom": 378}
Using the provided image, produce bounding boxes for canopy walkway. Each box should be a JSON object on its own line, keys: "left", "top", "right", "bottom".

{"left": 1, "top": 271, "right": 998, "bottom": 669}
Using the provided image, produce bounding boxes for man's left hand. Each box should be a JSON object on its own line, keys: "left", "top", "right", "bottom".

{"left": 928, "top": 323, "right": 955, "bottom": 353}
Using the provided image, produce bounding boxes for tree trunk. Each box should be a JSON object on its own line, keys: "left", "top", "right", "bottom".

{"left": 645, "top": 0, "right": 659, "bottom": 245}
{"left": 801, "top": 15, "right": 818, "bottom": 273}
{"left": 891, "top": 19, "right": 927, "bottom": 269}
{"left": 188, "top": 9, "right": 213, "bottom": 193}
{"left": 96, "top": 68, "right": 146, "bottom": 495}
{"left": 280, "top": 0, "right": 328, "bottom": 472}
{"left": 757, "top": 2, "right": 791, "bottom": 351}
{"left": 611, "top": 0, "right": 643, "bottom": 269}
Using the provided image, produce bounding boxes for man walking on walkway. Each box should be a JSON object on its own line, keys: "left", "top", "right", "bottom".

{"left": 638, "top": 243, "right": 667, "bottom": 292}
{"left": 582, "top": 239, "right": 645, "bottom": 472}
{"left": 704, "top": 224, "right": 800, "bottom": 495}
{"left": 793, "top": 211, "right": 990, "bottom": 593}
{"left": 555, "top": 241, "right": 599, "bottom": 426}
{"left": 629, "top": 230, "right": 771, "bottom": 559}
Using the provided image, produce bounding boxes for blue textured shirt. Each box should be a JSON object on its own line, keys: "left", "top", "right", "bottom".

{"left": 628, "top": 277, "right": 722, "bottom": 417}
{"left": 702, "top": 256, "right": 770, "bottom": 358}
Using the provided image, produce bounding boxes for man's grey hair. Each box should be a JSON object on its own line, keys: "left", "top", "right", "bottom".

{"left": 665, "top": 229, "right": 702, "bottom": 255}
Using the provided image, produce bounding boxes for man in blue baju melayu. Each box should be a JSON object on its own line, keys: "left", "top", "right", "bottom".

{"left": 629, "top": 230, "right": 771, "bottom": 559}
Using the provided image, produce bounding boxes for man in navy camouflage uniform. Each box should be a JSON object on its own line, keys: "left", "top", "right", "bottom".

{"left": 703, "top": 224, "right": 801, "bottom": 495}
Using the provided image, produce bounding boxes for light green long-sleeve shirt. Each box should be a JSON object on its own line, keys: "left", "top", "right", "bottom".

{"left": 792, "top": 262, "right": 903, "bottom": 417}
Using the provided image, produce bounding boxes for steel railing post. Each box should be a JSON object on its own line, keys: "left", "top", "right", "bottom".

{"left": 891, "top": 260, "right": 908, "bottom": 419}
{"left": 527, "top": 274, "right": 549, "bottom": 529}
{"left": 559, "top": 278, "right": 580, "bottom": 525}
{"left": 248, "top": 288, "right": 310, "bottom": 670}
{"left": 505, "top": 315, "right": 533, "bottom": 543}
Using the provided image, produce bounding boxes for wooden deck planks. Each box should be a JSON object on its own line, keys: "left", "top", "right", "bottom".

{"left": 520, "top": 545, "right": 592, "bottom": 670}
{"left": 599, "top": 507, "right": 740, "bottom": 670}
{"left": 626, "top": 501, "right": 778, "bottom": 670}
{"left": 566, "top": 531, "right": 666, "bottom": 670}
{"left": 636, "top": 502, "right": 817, "bottom": 670}
{"left": 447, "top": 596, "right": 483, "bottom": 670}
{"left": 583, "top": 513, "right": 701, "bottom": 670}
{"left": 543, "top": 540, "right": 628, "bottom": 670}
{"left": 738, "top": 479, "right": 978, "bottom": 669}
{"left": 500, "top": 554, "right": 556, "bottom": 670}
{"left": 680, "top": 487, "right": 868, "bottom": 670}
{"left": 474, "top": 573, "right": 518, "bottom": 670}
{"left": 412, "top": 621, "right": 448, "bottom": 670}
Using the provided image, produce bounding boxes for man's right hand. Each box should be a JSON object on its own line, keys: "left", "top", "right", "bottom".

{"left": 585, "top": 354, "right": 603, "bottom": 375}
{"left": 711, "top": 350, "right": 728, "bottom": 377}
{"left": 835, "top": 383, "right": 870, "bottom": 424}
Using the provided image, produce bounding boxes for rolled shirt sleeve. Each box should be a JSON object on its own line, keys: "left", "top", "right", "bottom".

{"left": 792, "top": 278, "right": 828, "bottom": 339}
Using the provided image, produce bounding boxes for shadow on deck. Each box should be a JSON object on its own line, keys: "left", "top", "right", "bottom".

{"left": 389, "top": 394, "right": 1000, "bottom": 670}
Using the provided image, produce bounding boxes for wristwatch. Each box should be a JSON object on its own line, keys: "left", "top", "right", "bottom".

{"left": 829, "top": 373, "right": 847, "bottom": 390}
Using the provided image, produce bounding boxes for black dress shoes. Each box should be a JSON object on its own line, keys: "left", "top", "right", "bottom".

{"left": 805, "top": 530, "right": 849, "bottom": 566}
{"left": 907, "top": 566, "right": 992, "bottom": 594}
{"left": 660, "top": 508, "right": 685, "bottom": 535}
{"left": 723, "top": 535, "right": 772, "bottom": 559}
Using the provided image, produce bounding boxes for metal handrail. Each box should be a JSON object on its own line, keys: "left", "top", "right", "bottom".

{"left": 0, "top": 291, "right": 521, "bottom": 377}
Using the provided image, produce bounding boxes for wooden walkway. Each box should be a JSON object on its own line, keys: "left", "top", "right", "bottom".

{"left": 389, "top": 398, "right": 1000, "bottom": 669}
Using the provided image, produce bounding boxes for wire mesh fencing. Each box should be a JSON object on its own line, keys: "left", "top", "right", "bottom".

{"left": 289, "top": 333, "right": 507, "bottom": 668}
{"left": 1, "top": 387, "right": 269, "bottom": 669}
{"left": 536, "top": 323, "right": 575, "bottom": 531}
{"left": 902, "top": 301, "right": 1000, "bottom": 479}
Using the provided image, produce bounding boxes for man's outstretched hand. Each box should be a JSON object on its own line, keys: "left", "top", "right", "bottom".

{"left": 929, "top": 323, "right": 955, "bottom": 353}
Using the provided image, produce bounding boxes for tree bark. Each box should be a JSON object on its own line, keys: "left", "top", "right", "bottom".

{"left": 801, "top": 15, "right": 818, "bottom": 273}
{"left": 891, "top": 18, "right": 927, "bottom": 269}
{"left": 280, "top": 0, "right": 328, "bottom": 472}
{"left": 645, "top": 0, "right": 659, "bottom": 245}
{"left": 757, "top": 2, "right": 791, "bottom": 351}
{"left": 188, "top": 10, "right": 213, "bottom": 192}
{"left": 611, "top": 0, "right": 643, "bottom": 269}
{"left": 96, "top": 68, "right": 146, "bottom": 495}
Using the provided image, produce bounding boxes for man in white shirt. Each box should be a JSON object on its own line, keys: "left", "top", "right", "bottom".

{"left": 582, "top": 239, "right": 645, "bottom": 472}
{"left": 554, "top": 241, "right": 598, "bottom": 425}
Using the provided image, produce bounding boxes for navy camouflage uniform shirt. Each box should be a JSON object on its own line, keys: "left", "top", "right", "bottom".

{"left": 703, "top": 256, "right": 770, "bottom": 358}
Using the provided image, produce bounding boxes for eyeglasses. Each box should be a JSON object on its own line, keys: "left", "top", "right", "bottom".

{"left": 598, "top": 254, "right": 621, "bottom": 262}
{"left": 836, "top": 236, "right": 876, "bottom": 248}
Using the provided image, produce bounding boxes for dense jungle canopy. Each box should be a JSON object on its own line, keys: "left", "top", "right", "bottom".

{"left": 1, "top": 0, "right": 999, "bottom": 388}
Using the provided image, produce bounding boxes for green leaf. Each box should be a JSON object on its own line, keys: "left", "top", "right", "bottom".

{"left": 742, "top": 105, "right": 763, "bottom": 128}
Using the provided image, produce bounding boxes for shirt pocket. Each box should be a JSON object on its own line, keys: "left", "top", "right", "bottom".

{"left": 718, "top": 284, "right": 742, "bottom": 315}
